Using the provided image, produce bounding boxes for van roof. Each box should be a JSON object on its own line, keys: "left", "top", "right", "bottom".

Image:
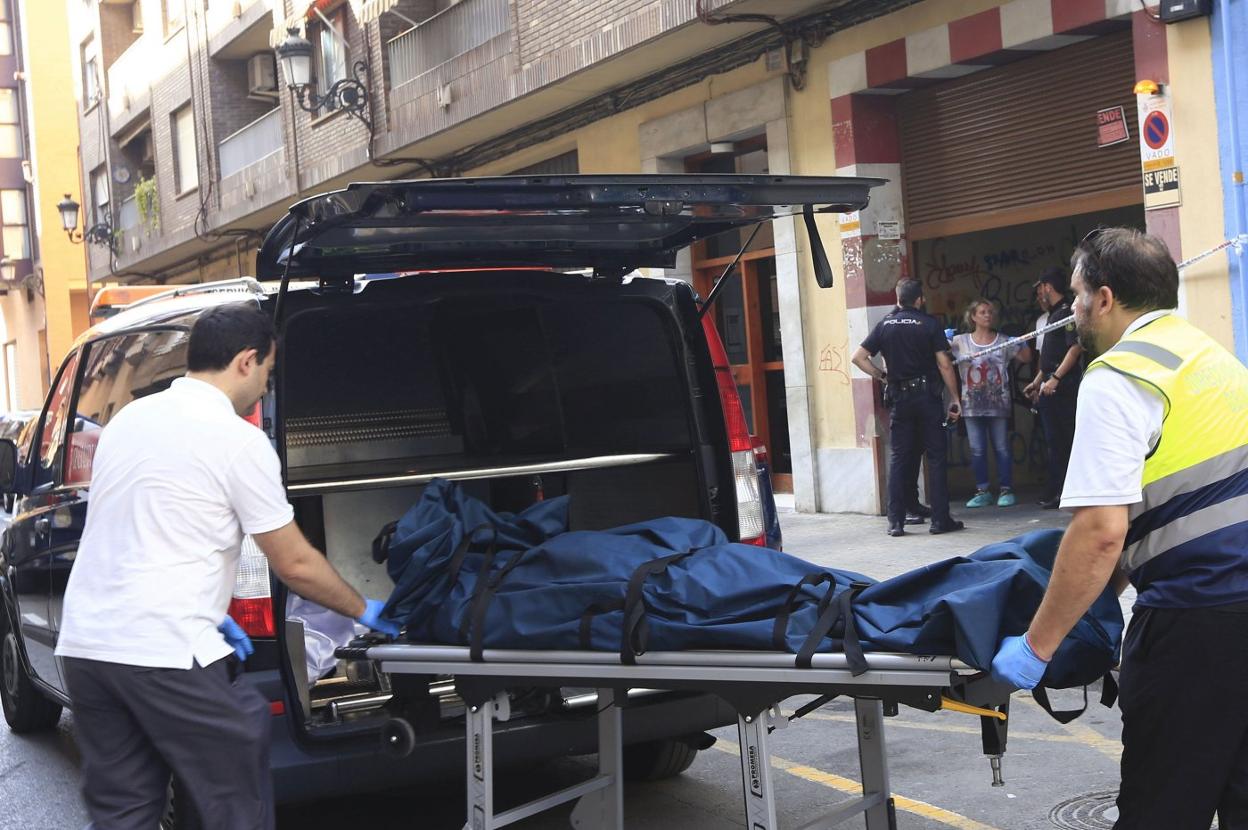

{"left": 74, "top": 277, "right": 289, "bottom": 346}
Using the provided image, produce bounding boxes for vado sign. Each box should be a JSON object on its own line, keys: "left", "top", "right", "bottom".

{"left": 1137, "top": 90, "right": 1180, "bottom": 209}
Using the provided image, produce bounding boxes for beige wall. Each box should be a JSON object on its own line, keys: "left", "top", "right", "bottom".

{"left": 1167, "top": 17, "right": 1233, "bottom": 348}
{"left": 0, "top": 290, "right": 49, "bottom": 409}
{"left": 25, "top": 0, "right": 89, "bottom": 361}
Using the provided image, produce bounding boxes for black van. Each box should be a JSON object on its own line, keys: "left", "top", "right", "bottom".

{"left": 0, "top": 175, "right": 877, "bottom": 824}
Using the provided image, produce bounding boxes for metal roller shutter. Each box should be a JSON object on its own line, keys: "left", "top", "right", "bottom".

{"left": 900, "top": 31, "right": 1140, "bottom": 240}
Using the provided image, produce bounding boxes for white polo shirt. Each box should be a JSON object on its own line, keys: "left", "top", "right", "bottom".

{"left": 56, "top": 377, "right": 294, "bottom": 669}
{"left": 1060, "top": 310, "right": 1170, "bottom": 509}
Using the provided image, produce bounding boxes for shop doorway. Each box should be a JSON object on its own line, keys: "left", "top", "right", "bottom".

{"left": 911, "top": 204, "right": 1145, "bottom": 493}
{"left": 687, "top": 137, "right": 793, "bottom": 491}
{"left": 893, "top": 28, "right": 1144, "bottom": 500}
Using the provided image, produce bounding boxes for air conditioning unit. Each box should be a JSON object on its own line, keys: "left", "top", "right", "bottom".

{"left": 247, "top": 54, "right": 278, "bottom": 101}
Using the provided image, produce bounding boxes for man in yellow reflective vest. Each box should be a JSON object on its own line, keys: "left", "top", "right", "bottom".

{"left": 989, "top": 227, "right": 1248, "bottom": 829}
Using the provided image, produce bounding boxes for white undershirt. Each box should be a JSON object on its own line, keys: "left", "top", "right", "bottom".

{"left": 56, "top": 377, "right": 294, "bottom": 669}
{"left": 1059, "top": 310, "right": 1170, "bottom": 509}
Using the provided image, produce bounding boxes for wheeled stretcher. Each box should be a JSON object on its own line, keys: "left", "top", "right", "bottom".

{"left": 348, "top": 643, "right": 1013, "bottom": 830}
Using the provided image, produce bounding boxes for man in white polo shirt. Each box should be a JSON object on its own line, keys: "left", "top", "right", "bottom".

{"left": 56, "top": 303, "right": 399, "bottom": 830}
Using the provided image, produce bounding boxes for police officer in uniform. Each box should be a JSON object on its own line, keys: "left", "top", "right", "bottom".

{"left": 991, "top": 228, "right": 1248, "bottom": 829}
{"left": 852, "top": 279, "right": 964, "bottom": 537}
{"left": 1025, "top": 267, "right": 1083, "bottom": 508}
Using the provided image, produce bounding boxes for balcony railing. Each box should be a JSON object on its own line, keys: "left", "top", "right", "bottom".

{"left": 387, "top": 0, "right": 510, "bottom": 88}
{"left": 218, "top": 108, "right": 282, "bottom": 180}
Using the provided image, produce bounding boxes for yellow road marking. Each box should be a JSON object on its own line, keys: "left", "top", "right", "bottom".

{"left": 1012, "top": 693, "right": 1123, "bottom": 761}
{"left": 786, "top": 710, "right": 1099, "bottom": 746}
{"left": 713, "top": 739, "right": 1002, "bottom": 830}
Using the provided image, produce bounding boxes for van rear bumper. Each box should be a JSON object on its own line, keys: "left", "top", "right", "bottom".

{"left": 244, "top": 669, "right": 735, "bottom": 804}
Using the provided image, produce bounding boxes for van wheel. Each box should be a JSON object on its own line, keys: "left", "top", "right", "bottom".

{"left": 0, "top": 626, "right": 62, "bottom": 734}
{"left": 622, "top": 738, "right": 700, "bottom": 781}
{"left": 161, "top": 778, "right": 204, "bottom": 830}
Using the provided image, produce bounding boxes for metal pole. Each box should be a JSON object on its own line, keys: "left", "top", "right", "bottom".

{"left": 1218, "top": 0, "right": 1248, "bottom": 359}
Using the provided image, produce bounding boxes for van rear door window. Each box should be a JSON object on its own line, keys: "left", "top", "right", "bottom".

{"left": 67, "top": 330, "right": 188, "bottom": 485}
{"left": 35, "top": 352, "right": 80, "bottom": 486}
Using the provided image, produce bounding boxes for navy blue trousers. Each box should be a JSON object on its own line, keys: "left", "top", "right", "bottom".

{"left": 1037, "top": 391, "right": 1076, "bottom": 501}
{"left": 1115, "top": 604, "right": 1248, "bottom": 829}
{"left": 887, "top": 392, "right": 951, "bottom": 526}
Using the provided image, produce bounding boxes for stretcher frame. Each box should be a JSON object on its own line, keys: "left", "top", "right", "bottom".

{"left": 362, "top": 644, "right": 1010, "bottom": 830}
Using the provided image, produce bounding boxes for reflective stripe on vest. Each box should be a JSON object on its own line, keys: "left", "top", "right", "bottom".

{"left": 1087, "top": 314, "right": 1248, "bottom": 574}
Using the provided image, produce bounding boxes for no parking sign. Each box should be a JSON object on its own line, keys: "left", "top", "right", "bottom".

{"left": 1137, "top": 90, "right": 1179, "bottom": 209}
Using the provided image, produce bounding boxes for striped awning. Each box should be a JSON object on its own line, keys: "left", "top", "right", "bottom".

{"left": 269, "top": 0, "right": 366, "bottom": 47}
{"left": 359, "top": 0, "right": 399, "bottom": 24}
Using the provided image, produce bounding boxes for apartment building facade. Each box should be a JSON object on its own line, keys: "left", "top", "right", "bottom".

{"left": 70, "top": 0, "right": 1244, "bottom": 513}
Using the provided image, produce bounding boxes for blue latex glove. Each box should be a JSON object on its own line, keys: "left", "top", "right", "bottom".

{"left": 944, "top": 327, "right": 956, "bottom": 341}
{"left": 218, "top": 615, "right": 254, "bottom": 662}
{"left": 990, "top": 634, "right": 1049, "bottom": 689}
{"left": 357, "top": 599, "right": 400, "bottom": 637}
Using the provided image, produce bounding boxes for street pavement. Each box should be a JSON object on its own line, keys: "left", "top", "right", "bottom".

{"left": 1, "top": 499, "right": 1137, "bottom": 830}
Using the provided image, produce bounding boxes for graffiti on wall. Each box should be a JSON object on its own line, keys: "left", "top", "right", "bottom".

{"left": 818, "top": 342, "right": 851, "bottom": 385}
{"left": 912, "top": 206, "right": 1144, "bottom": 336}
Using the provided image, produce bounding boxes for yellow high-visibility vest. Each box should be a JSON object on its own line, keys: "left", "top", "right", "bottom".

{"left": 1087, "top": 314, "right": 1248, "bottom": 603}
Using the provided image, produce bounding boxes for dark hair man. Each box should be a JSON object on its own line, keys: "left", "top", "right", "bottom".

{"left": 851, "top": 279, "right": 965, "bottom": 537}
{"left": 1023, "top": 265, "right": 1083, "bottom": 509}
{"left": 56, "top": 303, "right": 399, "bottom": 829}
{"left": 990, "top": 228, "right": 1248, "bottom": 829}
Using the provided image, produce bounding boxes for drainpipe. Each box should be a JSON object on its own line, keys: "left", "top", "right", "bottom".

{"left": 1218, "top": 0, "right": 1248, "bottom": 358}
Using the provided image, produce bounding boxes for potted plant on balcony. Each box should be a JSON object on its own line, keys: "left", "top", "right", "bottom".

{"left": 134, "top": 175, "right": 159, "bottom": 236}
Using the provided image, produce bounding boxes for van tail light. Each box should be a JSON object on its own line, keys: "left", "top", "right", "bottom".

{"left": 228, "top": 536, "right": 275, "bottom": 638}
{"left": 701, "top": 315, "right": 766, "bottom": 545}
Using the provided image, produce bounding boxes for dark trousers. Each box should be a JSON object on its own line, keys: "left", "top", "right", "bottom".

{"left": 64, "top": 656, "right": 274, "bottom": 830}
{"left": 887, "top": 391, "right": 951, "bottom": 526}
{"left": 1114, "top": 605, "right": 1248, "bottom": 829}
{"left": 1037, "top": 391, "right": 1076, "bottom": 500}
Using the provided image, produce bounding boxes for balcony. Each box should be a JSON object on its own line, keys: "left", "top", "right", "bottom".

{"left": 107, "top": 39, "right": 152, "bottom": 135}
{"left": 218, "top": 108, "right": 282, "bottom": 179}
{"left": 208, "top": 0, "right": 274, "bottom": 59}
{"left": 386, "top": 0, "right": 511, "bottom": 89}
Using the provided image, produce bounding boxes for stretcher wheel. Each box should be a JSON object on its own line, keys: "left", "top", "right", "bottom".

{"left": 380, "top": 716, "right": 417, "bottom": 758}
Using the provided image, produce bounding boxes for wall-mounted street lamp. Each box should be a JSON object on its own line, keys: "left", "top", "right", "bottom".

{"left": 57, "top": 193, "right": 115, "bottom": 253}
{"left": 275, "top": 28, "right": 372, "bottom": 132}
{"left": 0, "top": 257, "right": 44, "bottom": 301}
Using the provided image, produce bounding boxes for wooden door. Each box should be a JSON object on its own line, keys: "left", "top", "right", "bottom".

{"left": 694, "top": 246, "right": 792, "bottom": 493}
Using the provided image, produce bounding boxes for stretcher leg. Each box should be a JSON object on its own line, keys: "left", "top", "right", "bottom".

{"left": 738, "top": 708, "right": 779, "bottom": 829}
{"left": 465, "top": 697, "right": 496, "bottom": 830}
{"left": 570, "top": 689, "right": 624, "bottom": 830}
{"left": 855, "top": 699, "right": 897, "bottom": 830}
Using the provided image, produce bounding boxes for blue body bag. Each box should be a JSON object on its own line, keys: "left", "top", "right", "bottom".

{"left": 379, "top": 480, "right": 1122, "bottom": 692}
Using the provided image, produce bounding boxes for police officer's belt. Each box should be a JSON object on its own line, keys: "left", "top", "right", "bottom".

{"left": 888, "top": 377, "right": 928, "bottom": 394}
